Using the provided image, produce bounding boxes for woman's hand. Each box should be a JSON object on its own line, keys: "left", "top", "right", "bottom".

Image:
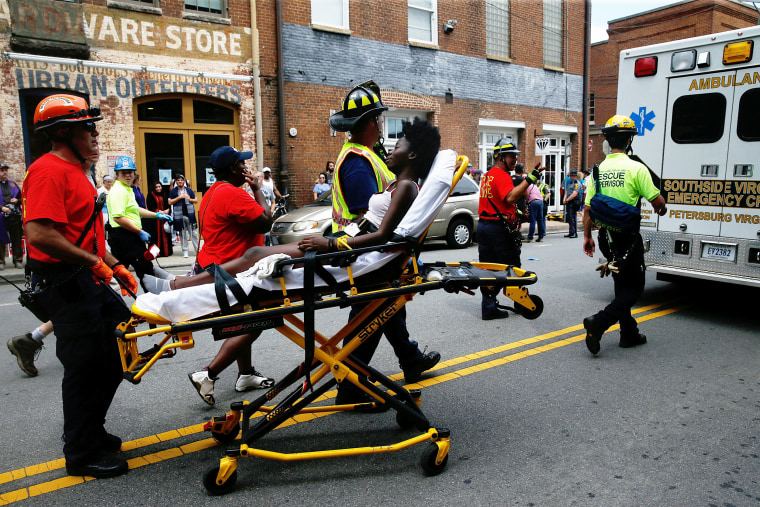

{"left": 297, "top": 235, "right": 330, "bottom": 252}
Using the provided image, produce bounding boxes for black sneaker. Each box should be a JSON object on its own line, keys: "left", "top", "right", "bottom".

{"left": 402, "top": 351, "right": 441, "bottom": 383}
{"left": 66, "top": 454, "right": 128, "bottom": 479}
{"left": 619, "top": 333, "right": 647, "bottom": 348}
{"left": 583, "top": 316, "right": 603, "bottom": 355}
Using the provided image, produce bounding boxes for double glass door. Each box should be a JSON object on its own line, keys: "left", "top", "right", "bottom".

{"left": 134, "top": 96, "right": 240, "bottom": 197}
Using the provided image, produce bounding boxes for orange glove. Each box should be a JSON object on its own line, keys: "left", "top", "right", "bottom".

{"left": 90, "top": 258, "right": 113, "bottom": 284}
{"left": 113, "top": 263, "right": 138, "bottom": 297}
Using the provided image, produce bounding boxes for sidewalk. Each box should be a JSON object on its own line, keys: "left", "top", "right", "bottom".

{"left": 0, "top": 246, "right": 196, "bottom": 286}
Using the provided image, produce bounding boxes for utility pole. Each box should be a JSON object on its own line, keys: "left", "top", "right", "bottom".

{"left": 581, "top": 0, "right": 591, "bottom": 173}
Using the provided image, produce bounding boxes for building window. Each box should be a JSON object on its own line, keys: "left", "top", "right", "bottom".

{"left": 486, "top": 0, "right": 510, "bottom": 59}
{"left": 185, "top": 0, "right": 224, "bottom": 16}
{"left": 408, "top": 0, "right": 437, "bottom": 45}
{"left": 543, "top": 0, "right": 563, "bottom": 68}
{"left": 479, "top": 130, "right": 515, "bottom": 173}
{"left": 123, "top": 0, "right": 160, "bottom": 5}
{"left": 383, "top": 111, "right": 428, "bottom": 153}
{"left": 589, "top": 92, "right": 595, "bottom": 125}
{"left": 311, "top": 0, "right": 349, "bottom": 30}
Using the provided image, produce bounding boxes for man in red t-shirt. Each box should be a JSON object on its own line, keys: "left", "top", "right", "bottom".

{"left": 187, "top": 146, "right": 274, "bottom": 405}
{"left": 476, "top": 138, "right": 542, "bottom": 320}
{"left": 23, "top": 94, "right": 137, "bottom": 479}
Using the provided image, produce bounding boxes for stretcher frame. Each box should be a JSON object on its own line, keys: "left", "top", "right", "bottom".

{"left": 114, "top": 156, "right": 542, "bottom": 494}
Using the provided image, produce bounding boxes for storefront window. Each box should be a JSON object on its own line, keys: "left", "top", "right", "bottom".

{"left": 137, "top": 99, "right": 183, "bottom": 123}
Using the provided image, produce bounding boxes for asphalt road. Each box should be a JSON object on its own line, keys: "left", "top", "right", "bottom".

{"left": 0, "top": 234, "right": 758, "bottom": 506}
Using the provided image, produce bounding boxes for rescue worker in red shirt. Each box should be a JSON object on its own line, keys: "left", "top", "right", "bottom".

{"left": 23, "top": 94, "right": 138, "bottom": 478}
{"left": 477, "top": 138, "right": 542, "bottom": 320}
{"left": 186, "top": 146, "right": 274, "bottom": 405}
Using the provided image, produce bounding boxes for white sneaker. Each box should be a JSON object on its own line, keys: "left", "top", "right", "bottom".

{"left": 188, "top": 370, "right": 216, "bottom": 405}
{"left": 235, "top": 370, "right": 275, "bottom": 392}
{"left": 182, "top": 252, "right": 189, "bottom": 258}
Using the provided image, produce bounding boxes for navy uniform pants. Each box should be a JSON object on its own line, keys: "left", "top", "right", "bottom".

{"left": 344, "top": 305, "right": 422, "bottom": 370}
{"left": 477, "top": 220, "right": 521, "bottom": 316}
{"left": 593, "top": 229, "right": 646, "bottom": 338}
{"left": 34, "top": 267, "right": 130, "bottom": 464}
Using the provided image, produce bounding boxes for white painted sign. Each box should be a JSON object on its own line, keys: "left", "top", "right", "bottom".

{"left": 535, "top": 137, "right": 551, "bottom": 156}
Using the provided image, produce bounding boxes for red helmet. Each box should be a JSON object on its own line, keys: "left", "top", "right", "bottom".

{"left": 33, "top": 94, "right": 103, "bottom": 132}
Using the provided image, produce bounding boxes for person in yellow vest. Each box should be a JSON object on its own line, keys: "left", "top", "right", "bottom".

{"left": 582, "top": 115, "right": 667, "bottom": 355}
{"left": 328, "top": 81, "right": 440, "bottom": 403}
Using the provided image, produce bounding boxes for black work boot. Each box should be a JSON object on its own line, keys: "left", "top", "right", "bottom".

{"left": 619, "top": 332, "right": 647, "bottom": 348}
{"left": 583, "top": 316, "right": 604, "bottom": 355}
{"left": 402, "top": 351, "right": 442, "bottom": 383}
{"left": 8, "top": 333, "right": 43, "bottom": 377}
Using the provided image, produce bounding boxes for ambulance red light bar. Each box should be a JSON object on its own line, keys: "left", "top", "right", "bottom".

{"left": 634, "top": 56, "right": 658, "bottom": 77}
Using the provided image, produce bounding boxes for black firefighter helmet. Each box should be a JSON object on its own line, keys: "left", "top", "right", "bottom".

{"left": 329, "top": 80, "right": 388, "bottom": 132}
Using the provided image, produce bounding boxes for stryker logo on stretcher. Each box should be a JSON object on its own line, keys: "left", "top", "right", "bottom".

{"left": 688, "top": 72, "right": 760, "bottom": 91}
{"left": 357, "top": 305, "right": 399, "bottom": 342}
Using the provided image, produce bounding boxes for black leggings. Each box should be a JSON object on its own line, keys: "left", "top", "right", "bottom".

{"left": 107, "top": 227, "right": 153, "bottom": 292}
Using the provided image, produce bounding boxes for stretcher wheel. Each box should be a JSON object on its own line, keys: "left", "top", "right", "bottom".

{"left": 203, "top": 465, "right": 238, "bottom": 495}
{"left": 420, "top": 442, "right": 449, "bottom": 476}
{"left": 514, "top": 295, "right": 544, "bottom": 320}
{"left": 211, "top": 423, "right": 241, "bottom": 444}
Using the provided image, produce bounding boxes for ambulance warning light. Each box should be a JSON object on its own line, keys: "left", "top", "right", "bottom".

{"left": 634, "top": 56, "right": 657, "bottom": 77}
{"left": 723, "top": 40, "right": 753, "bottom": 65}
{"left": 671, "top": 50, "right": 696, "bottom": 72}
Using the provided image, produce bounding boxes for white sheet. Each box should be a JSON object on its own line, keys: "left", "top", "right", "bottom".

{"left": 135, "top": 150, "right": 457, "bottom": 322}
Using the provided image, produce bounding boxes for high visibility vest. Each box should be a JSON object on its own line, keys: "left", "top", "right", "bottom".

{"left": 331, "top": 141, "right": 396, "bottom": 232}
{"left": 539, "top": 182, "right": 550, "bottom": 197}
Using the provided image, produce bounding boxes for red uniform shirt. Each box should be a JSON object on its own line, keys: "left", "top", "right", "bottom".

{"left": 22, "top": 153, "right": 105, "bottom": 263}
{"left": 478, "top": 166, "right": 518, "bottom": 227}
{"left": 196, "top": 181, "right": 265, "bottom": 268}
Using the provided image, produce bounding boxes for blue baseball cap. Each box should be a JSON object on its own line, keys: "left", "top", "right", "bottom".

{"left": 209, "top": 146, "right": 253, "bottom": 169}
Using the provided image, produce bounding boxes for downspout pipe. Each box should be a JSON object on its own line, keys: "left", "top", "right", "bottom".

{"left": 250, "top": 0, "right": 263, "bottom": 172}
{"left": 275, "top": 0, "right": 288, "bottom": 192}
{"left": 581, "top": 0, "right": 591, "bottom": 174}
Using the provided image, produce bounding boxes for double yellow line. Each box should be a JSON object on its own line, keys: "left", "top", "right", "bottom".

{"left": 0, "top": 300, "right": 688, "bottom": 504}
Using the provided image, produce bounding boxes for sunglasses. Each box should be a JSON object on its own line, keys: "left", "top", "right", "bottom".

{"left": 81, "top": 122, "right": 98, "bottom": 133}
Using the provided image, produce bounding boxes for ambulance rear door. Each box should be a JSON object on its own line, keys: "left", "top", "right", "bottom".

{"left": 721, "top": 66, "right": 760, "bottom": 240}
{"left": 660, "top": 71, "right": 736, "bottom": 236}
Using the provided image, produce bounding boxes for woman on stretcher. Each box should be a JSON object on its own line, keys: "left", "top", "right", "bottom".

{"left": 145, "top": 118, "right": 441, "bottom": 294}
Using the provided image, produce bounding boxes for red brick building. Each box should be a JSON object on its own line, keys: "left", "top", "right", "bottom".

{"left": 588, "top": 0, "right": 758, "bottom": 166}
{"left": 0, "top": 0, "right": 587, "bottom": 214}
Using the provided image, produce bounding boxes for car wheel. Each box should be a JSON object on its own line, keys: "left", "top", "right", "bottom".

{"left": 446, "top": 218, "right": 472, "bottom": 248}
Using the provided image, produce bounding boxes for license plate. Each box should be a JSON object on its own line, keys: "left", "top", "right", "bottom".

{"left": 701, "top": 242, "right": 736, "bottom": 262}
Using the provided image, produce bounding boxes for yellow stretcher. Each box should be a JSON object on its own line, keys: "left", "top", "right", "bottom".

{"left": 113, "top": 156, "right": 542, "bottom": 494}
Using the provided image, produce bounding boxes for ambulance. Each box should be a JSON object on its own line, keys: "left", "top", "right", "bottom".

{"left": 616, "top": 25, "right": 760, "bottom": 287}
